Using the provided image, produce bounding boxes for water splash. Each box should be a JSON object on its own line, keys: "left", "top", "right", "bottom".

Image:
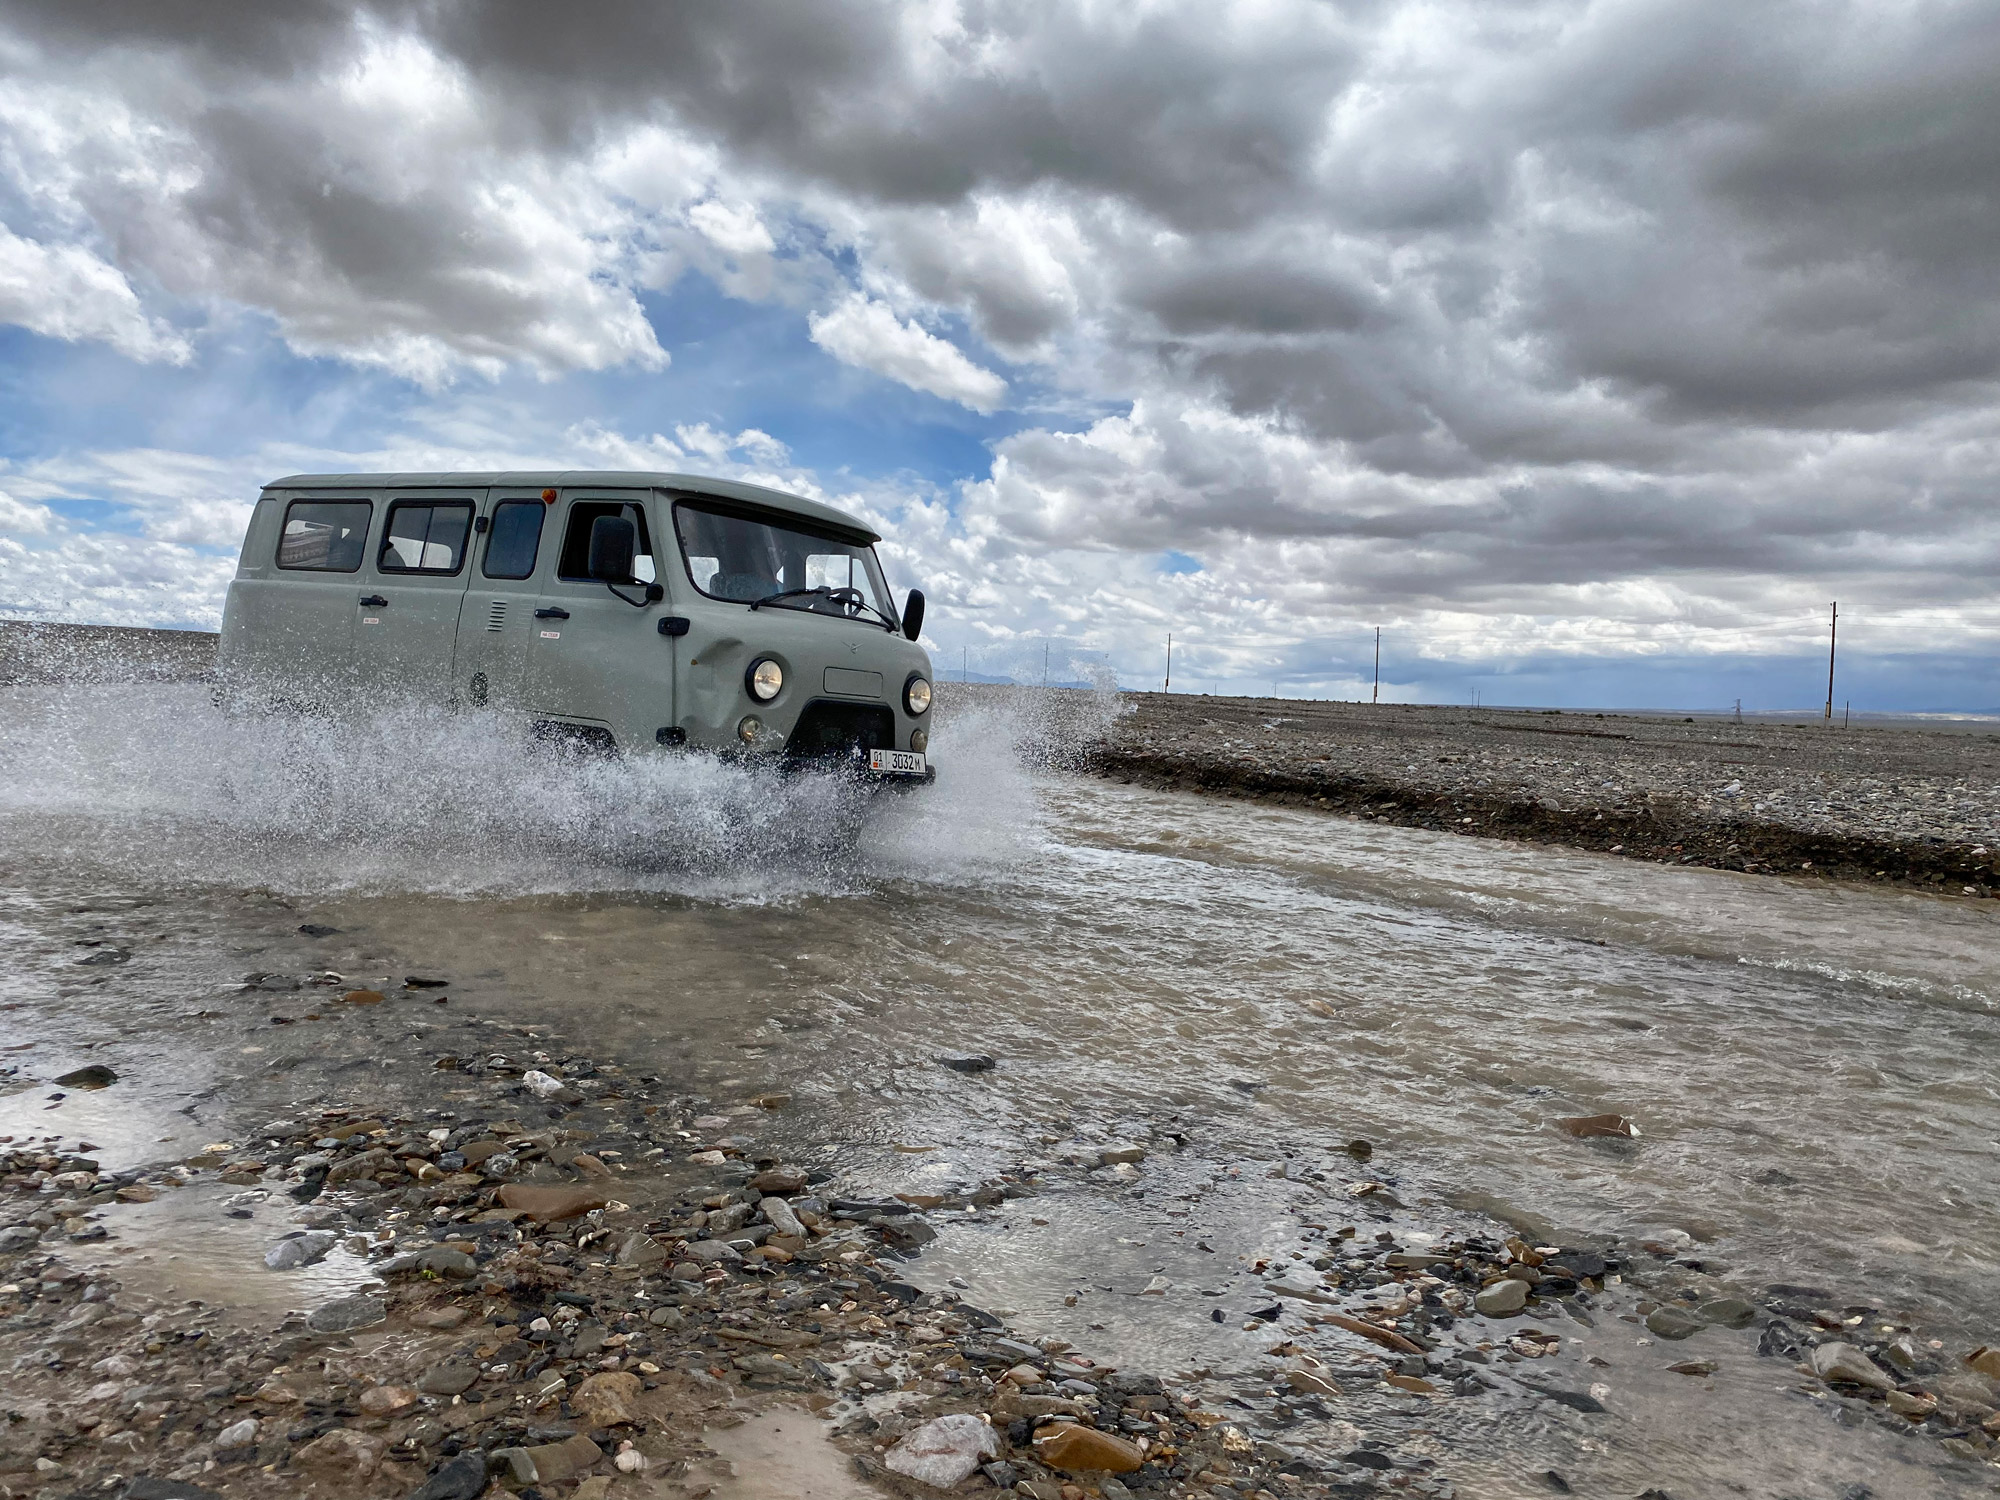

{"left": 0, "top": 682, "right": 1060, "bottom": 902}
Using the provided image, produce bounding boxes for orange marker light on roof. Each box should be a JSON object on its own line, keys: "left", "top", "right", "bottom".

{"left": 541, "top": 488, "right": 558, "bottom": 504}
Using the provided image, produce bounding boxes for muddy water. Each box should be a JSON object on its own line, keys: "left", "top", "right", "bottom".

{"left": 3, "top": 684, "right": 1998, "bottom": 1497}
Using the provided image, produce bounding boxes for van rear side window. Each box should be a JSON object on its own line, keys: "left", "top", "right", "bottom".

{"left": 277, "top": 500, "right": 372, "bottom": 571}
{"left": 483, "top": 500, "right": 546, "bottom": 580}
{"left": 379, "top": 501, "right": 473, "bottom": 574}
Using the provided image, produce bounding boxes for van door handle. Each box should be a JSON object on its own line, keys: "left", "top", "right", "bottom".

{"left": 534, "top": 607, "right": 570, "bottom": 620}
{"left": 358, "top": 595, "right": 387, "bottom": 607}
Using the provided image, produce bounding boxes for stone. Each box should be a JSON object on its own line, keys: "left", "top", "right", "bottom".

{"left": 1287, "top": 1369, "right": 1341, "bottom": 1397}
{"left": 215, "top": 1418, "right": 258, "bottom": 1449}
{"left": 1968, "top": 1347, "right": 2000, "bottom": 1381}
{"left": 1033, "top": 1423, "right": 1145, "bottom": 1474}
{"left": 1811, "top": 1342, "right": 1897, "bottom": 1392}
{"left": 1099, "top": 1145, "right": 1147, "bottom": 1165}
{"left": 359, "top": 1385, "right": 420, "bottom": 1417}
{"left": 684, "top": 1238, "right": 743, "bottom": 1264}
{"left": 1645, "top": 1306, "right": 1706, "bottom": 1340}
{"left": 573, "top": 1479, "right": 614, "bottom": 1500}
{"left": 493, "top": 1433, "right": 602, "bottom": 1487}
{"left": 615, "top": 1232, "right": 666, "bottom": 1268}
{"left": 406, "top": 1453, "right": 488, "bottom": 1500}
{"left": 1666, "top": 1360, "right": 1718, "bottom": 1377}
{"left": 341, "top": 990, "right": 387, "bottom": 1006}
{"left": 521, "top": 1069, "right": 573, "bottom": 1099}
{"left": 1475, "top": 1279, "right": 1530, "bottom": 1317}
{"left": 414, "top": 1306, "right": 471, "bottom": 1330}
{"left": 571, "top": 1152, "right": 615, "bottom": 1180}
{"left": 308, "top": 1294, "right": 387, "bottom": 1333}
{"left": 761, "top": 1197, "right": 805, "bottom": 1238}
{"left": 571, "top": 1370, "right": 643, "bottom": 1427}
{"left": 263, "top": 1230, "right": 340, "bottom": 1270}
{"left": 417, "top": 1362, "right": 480, "bottom": 1396}
{"left": 614, "top": 1444, "right": 649, "bottom": 1474}
{"left": 293, "top": 1427, "right": 389, "bottom": 1479}
{"left": 1556, "top": 1114, "right": 1638, "bottom": 1139}
{"left": 886, "top": 1413, "right": 1001, "bottom": 1487}
{"left": 708, "top": 1201, "right": 754, "bottom": 1234}
{"left": 122, "top": 1481, "right": 223, "bottom": 1500}
{"left": 54, "top": 1065, "right": 118, "bottom": 1089}
{"left": 938, "top": 1053, "right": 997, "bottom": 1073}
{"left": 749, "top": 1166, "right": 808, "bottom": 1194}
{"left": 496, "top": 1183, "right": 608, "bottom": 1221}
{"left": 1885, "top": 1390, "right": 1937, "bottom": 1419}
{"left": 1698, "top": 1297, "right": 1758, "bottom": 1329}
{"left": 647, "top": 1306, "right": 687, "bottom": 1330}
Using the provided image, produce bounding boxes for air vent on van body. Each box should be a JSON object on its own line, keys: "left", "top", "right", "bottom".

{"left": 486, "top": 600, "right": 507, "bottom": 632}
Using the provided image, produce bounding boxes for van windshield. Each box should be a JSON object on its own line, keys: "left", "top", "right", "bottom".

{"left": 674, "top": 500, "right": 896, "bottom": 625}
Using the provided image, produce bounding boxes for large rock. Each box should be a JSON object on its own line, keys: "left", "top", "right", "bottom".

{"left": 263, "top": 1230, "right": 338, "bottom": 1270}
{"left": 492, "top": 1433, "right": 602, "bottom": 1487}
{"left": 358, "top": 1385, "right": 419, "bottom": 1417}
{"left": 683, "top": 1239, "right": 743, "bottom": 1264}
{"left": 571, "top": 1371, "right": 643, "bottom": 1427}
{"left": 886, "top": 1414, "right": 1000, "bottom": 1488}
{"left": 307, "top": 1295, "right": 386, "bottom": 1333}
{"left": 760, "top": 1197, "right": 805, "bottom": 1239}
{"left": 1698, "top": 1297, "right": 1758, "bottom": 1329}
{"left": 406, "top": 1453, "right": 488, "bottom": 1500}
{"left": 496, "top": 1183, "right": 608, "bottom": 1222}
{"left": 293, "top": 1428, "right": 388, "bottom": 1480}
{"left": 417, "top": 1362, "right": 480, "bottom": 1396}
{"left": 1475, "top": 1279, "right": 1530, "bottom": 1317}
{"left": 1645, "top": 1306, "right": 1706, "bottom": 1340}
{"left": 749, "top": 1167, "right": 808, "bottom": 1194}
{"left": 1811, "top": 1342, "right": 1897, "bottom": 1392}
{"left": 1033, "top": 1423, "right": 1145, "bottom": 1474}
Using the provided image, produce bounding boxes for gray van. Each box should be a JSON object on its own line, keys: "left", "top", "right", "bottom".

{"left": 219, "top": 471, "right": 934, "bottom": 778}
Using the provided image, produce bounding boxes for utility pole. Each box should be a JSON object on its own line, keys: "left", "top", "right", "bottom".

{"left": 1042, "top": 642, "right": 1049, "bottom": 689}
{"left": 963, "top": 645, "right": 968, "bottom": 683}
{"left": 1824, "top": 602, "right": 1838, "bottom": 721}
{"left": 1372, "top": 627, "right": 1381, "bottom": 704}
{"left": 1164, "top": 633, "right": 1172, "bottom": 693}
{"left": 1844, "top": 699, "right": 1851, "bottom": 729}
{"left": 1734, "top": 697, "right": 1741, "bottom": 723}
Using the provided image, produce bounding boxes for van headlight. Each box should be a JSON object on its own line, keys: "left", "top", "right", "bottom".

{"left": 904, "top": 674, "right": 932, "bottom": 715}
{"left": 748, "top": 658, "right": 784, "bottom": 702}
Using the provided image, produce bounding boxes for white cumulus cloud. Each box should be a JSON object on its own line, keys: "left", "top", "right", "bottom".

{"left": 808, "top": 295, "right": 1009, "bottom": 413}
{"left": 0, "top": 223, "right": 191, "bottom": 364}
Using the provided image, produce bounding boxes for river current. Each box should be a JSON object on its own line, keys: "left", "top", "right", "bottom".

{"left": 2, "top": 684, "right": 1996, "bottom": 1498}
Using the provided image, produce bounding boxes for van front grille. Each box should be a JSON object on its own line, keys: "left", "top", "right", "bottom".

{"left": 785, "top": 699, "right": 895, "bottom": 764}
{"left": 486, "top": 600, "right": 507, "bottom": 632}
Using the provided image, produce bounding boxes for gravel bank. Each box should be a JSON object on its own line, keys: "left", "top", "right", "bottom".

{"left": 1077, "top": 691, "right": 2000, "bottom": 896}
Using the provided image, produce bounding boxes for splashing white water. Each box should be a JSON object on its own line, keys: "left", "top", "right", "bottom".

{"left": 0, "top": 683, "right": 1060, "bottom": 902}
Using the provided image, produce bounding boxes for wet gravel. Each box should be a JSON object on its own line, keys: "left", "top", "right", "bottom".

{"left": 1072, "top": 691, "right": 2000, "bottom": 894}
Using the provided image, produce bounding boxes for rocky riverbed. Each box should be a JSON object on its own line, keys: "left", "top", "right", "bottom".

{"left": 1073, "top": 690, "right": 2000, "bottom": 896}
{"left": 7, "top": 975, "right": 2000, "bottom": 1499}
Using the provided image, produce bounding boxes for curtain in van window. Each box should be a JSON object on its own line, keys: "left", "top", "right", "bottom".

{"left": 277, "top": 500, "right": 372, "bottom": 571}
{"left": 379, "top": 502, "right": 473, "bottom": 573}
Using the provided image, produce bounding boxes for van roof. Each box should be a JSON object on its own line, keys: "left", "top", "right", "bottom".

{"left": 264, "top": 471, "right": 879, "bottom": 543}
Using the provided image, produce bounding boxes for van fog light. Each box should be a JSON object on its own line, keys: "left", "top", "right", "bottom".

{"left": 748, "top": 658, "right": 784, "bottom": 701}
{"left": 909, "top": 728, "right": 928, "bottom": 754}
{"left": 737, "top": 715, "right": 764, "bottom": 745}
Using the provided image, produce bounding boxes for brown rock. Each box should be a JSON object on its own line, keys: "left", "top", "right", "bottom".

{"left": 359, "top": 1385, "right": 420, "bottom": 1418}
{"left": 1032, "top": 1423, "right": 1144, "bottom": 1473}
{"left": 114, "top": 1185, "right": 157, "bottom": 1203}
{"left": 1968, "top": 1347, "right": 2000, "bottom": 1381}
{"left": 571, "top": 1153, "right": 615, "bottom": 1181}
{"left": 497, "top": 1183, "right": 609, "bottom": 1222}
{"left": 413, "top": 1307, "right": 471, "bottom": 1330}
{"left": 459, "top": 1140, "right": 507, "bottom": 1166}
{"left": 571, "top": 1371, "right": 643, "bottom": 1427}
{"left": 1286, "top": 1370, "right": 1339, "bottom": 1397}
{"left": 748, "top": 1167, "right": 808, "bottom": 1194}
{"left": 1557, "top": 1114, "right": 1637, "bottom": 1139}
{"left": 341, "top": 989, "right": 387, "bottom": 1006}
{"left": 327, "top": 1148, "right": 391, "bottom": 1184}
{"left": 1384, "top": 1373, "right": 1437, "bottom": 1395}
{"left": 294, "top": 1427, "right": 389, "bottom": 1478}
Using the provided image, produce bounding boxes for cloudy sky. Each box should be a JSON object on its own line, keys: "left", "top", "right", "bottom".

{"left": 2, "top": 0, "right": 1998, "bottom": 709}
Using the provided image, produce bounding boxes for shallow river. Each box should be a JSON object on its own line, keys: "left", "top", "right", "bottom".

{"left": 3, "top": 685, "right": 1998, "bottom": 1498}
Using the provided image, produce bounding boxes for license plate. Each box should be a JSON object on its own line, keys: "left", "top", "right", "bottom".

{"left": 869, "top": 749, "right": 928, "bottom": 776}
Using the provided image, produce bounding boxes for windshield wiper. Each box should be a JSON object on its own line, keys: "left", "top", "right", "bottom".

{"left": 749, "top": 585, "right": 897, "bottom": 630}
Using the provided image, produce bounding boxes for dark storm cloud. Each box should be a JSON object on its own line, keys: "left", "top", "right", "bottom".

{"left": 4, "top": 0, "right": 2000, "bottom": 642}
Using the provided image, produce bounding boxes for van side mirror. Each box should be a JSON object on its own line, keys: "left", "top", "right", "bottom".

{"left": 901, "top": 588, "right": 925, "bottom": 642}
{"left": 588, "top": 515, "right": 636, "bottom": 583}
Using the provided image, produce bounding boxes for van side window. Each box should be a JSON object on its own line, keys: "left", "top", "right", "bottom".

{"left": 483, "top": 501, "right": 546, "bottom": 580}
{"left": 557, "top": 501, "right": 655, "bottom": 583}
{"left": 277, "top": 500, "right": 372, "bottom": 572}
{"left": 378, "top": 501, "right": 473, "bottom": 574}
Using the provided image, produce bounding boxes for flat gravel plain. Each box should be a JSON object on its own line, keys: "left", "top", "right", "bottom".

{"left": 1081, "top": 692, "right": 2000, "bottom": 895}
